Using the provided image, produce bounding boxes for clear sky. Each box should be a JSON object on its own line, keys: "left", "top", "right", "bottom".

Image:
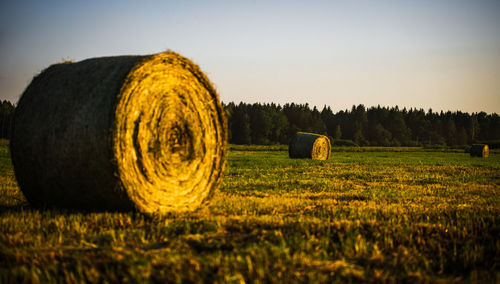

{"left": 1, "top": 0, "right": 499, "bottom": 113}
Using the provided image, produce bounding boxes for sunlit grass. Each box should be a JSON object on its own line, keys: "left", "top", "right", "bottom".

{"left": 1, "top": 141, "right": 498, "bottom": 282}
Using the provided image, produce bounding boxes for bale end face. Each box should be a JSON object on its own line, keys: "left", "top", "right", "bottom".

{"left": 113, "top": 52, "right": 227, "bottom": 213}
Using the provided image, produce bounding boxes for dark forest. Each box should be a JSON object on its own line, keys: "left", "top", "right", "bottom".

{"left": 224, "top": 102, "right": 500, "bottom": 147}
{"left": 1, "top": 100, "right": 499, "bottom": 146}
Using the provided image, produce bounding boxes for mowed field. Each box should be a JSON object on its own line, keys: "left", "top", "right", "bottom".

{"left": 0, "top": 140, "right": 499, "bottom": 283}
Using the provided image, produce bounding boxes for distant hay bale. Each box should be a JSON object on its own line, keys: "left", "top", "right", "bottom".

{"left": 289, "top": 132, "right": 331, "bottom": 160}
{"left": 10, "top": 51, "right": 227, "bottom": 213}
{"left": 470, "top": 144, "right": 489, "bottom": 158}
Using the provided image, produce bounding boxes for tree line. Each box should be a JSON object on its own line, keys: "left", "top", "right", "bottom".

{"left": 225, "top": 102, "right": 500, "bottom": 146}
{"left": 1, "top": 99, "right": 498, "bottom": 146}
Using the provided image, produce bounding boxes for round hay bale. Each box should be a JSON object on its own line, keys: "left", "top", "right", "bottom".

{"left": 289, "top": 132, "right": 331, "bottom": 160}
{"left": 470, "top": 144, "right": 489, "bottom": 158}
{"left": 10, "top": 51, "right": 227, "bottom": 213}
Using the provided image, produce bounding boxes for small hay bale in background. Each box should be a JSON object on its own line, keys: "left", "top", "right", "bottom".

{"left": 470, "top": 144, "right": 489, "bottom": 158}
{"left": 289, "top": 132, "right": 331, "bottom": 160}
{"left": 10, "top": 51, "right": 227, "bottom": 213}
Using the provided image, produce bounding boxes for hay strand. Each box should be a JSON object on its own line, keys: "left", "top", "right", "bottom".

{"left": 10, "top": 51, "right": 227, "bottom": 213}
{"left": 289, "top": 132, "right": 331, "bottom": 160}
{"left": 470, "top": 144, "right": 489, "bottom": 158}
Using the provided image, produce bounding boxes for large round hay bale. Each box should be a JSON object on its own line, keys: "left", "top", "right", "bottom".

{"left": 10, "top": 51, "right": 227, "bottom": 213}
{"left": 470, "top": 144, "right": 489, "bottom": 157}
{"left": 289, "top": 132, "right": 331, "bottom": 160}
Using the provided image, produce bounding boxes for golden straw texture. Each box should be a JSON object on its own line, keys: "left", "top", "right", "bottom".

{"left": 289, "top": 132, "right": 331, "bottom": 160}
{"left": 114, "top": 52, "right": 226, "bottom": 213}
{"left": 10, "top": 51, "right": 226, "bottom": 213}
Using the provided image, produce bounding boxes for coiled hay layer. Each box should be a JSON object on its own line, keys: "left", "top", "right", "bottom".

{"left": 289, "top": 132, "right": 331, "bottom": 160}
{"left": 470, "top": 144, "right": 489, "bottom": 158}
{"left": 10, "top": 51, "right": 226, "bottom": 213}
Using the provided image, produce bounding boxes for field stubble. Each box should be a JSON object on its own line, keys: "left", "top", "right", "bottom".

{"left": 0, "top": 140, "right": 499, "bottom": 283}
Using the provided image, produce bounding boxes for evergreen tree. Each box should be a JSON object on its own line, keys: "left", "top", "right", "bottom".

{"left": 489, "top": 114, "right": 500, "bottom": 140}
{"left": 268, "top": 104, "right": 289, "bottom": 144}
{"left": 386, "top": 107, "right": 411, "bottom": 145}
{"left": 310, "top": 106, "right": 327, "bottom": 134}
{"left": 249, "top": 104, "right": 272, "bottom": 144}
{"left": 374, "top": 124, "right": 392, "bottom": 146}
{"left": 456, "top": 127, "right": 468, "bottom": 146}
{"left": 321, "top": 106, "right": 336, "bottom": 137}
{"left": 470, "top": 115, "right": 479, "bottom": 142}
{"left": 353, "top": 121, "right": 368, "bottom": 146}
{"left": 445, "top": 120, "right": 457, "bottom": 146}
{"left": 476, "top": 112, "right": 489, "bottom": 141}
{"left": 229, "top": 104, "right": 251, "bottom": 144}
{"left": 334, "top": 125, "right": 342, "bottom": 140}
{"left": 0, "top": 100, "right": 15, "bottom": 139}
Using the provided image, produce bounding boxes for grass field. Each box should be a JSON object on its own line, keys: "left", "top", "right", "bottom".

{"left": 1, "top": 139, "right": 499, "bottom": 283}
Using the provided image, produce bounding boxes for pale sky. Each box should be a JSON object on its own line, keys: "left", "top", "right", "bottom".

{"left": 1, "top": 0, "right": 499, "bottom": 113}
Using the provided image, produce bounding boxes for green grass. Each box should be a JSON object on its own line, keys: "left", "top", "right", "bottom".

{"left": 1, "top": 140, "right": 499, "bottom": 283}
